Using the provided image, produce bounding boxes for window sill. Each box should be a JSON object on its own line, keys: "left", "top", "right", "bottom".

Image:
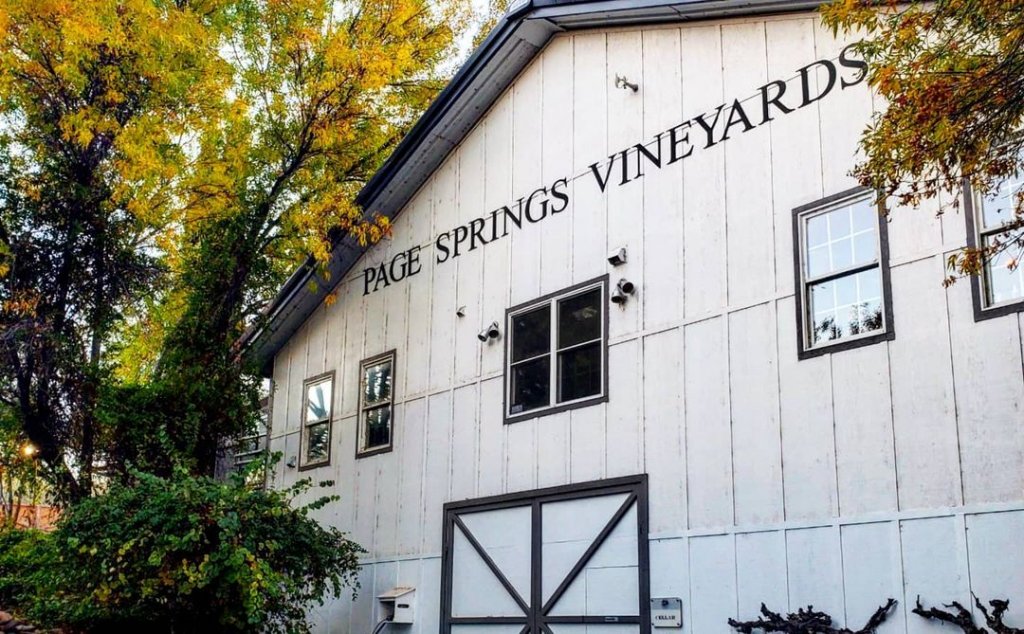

{"left": 298, "top": 459, "right": 330, "bottom": 472}
{"left": 356, "top": 444, "right": 394, "bottom": 459}
{"left": 504, "top": 394, "right": 608, "bottom": 425}
{"left": 797, "top": 328, "right": 894, "bottom": 360}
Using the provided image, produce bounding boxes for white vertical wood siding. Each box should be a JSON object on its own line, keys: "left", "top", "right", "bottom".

{"left": 269, "top": 13, "right": 1024, "bottom": 633}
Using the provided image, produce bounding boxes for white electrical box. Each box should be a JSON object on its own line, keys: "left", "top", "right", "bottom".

{"left": 651, "top": 597, "right": 683, "bottom": 628}
{"left": 378, "top": 587, "right": 416, "bottom": 625}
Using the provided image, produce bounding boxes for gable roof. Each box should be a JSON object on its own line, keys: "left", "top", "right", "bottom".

{"left": 241, "top": 0, "right": 822, "bottom": 376}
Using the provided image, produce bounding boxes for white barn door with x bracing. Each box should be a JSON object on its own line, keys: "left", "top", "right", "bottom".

{"left": 440, "top": 476, "right": 650, "bottom": 634}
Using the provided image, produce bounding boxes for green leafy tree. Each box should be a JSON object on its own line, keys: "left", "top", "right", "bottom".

{"left": 0, "top": 0, "right": 232, "bottom": 501}
{"left": 822, "top": 0, "right": 1024, "bottom": 281}
{"left": 0, "top": 0, "right": 473, "bottom": 493}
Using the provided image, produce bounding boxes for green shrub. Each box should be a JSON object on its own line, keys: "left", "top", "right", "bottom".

{"left": 0, "top": 527, "right": 55, "bottom": 609}
{"left": 3, "top": 469, "right": 363, "bottom": 633}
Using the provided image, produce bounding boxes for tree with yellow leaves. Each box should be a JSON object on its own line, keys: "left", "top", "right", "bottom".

{"left": 0, "top": 0, "right": 471, "bottom": 499}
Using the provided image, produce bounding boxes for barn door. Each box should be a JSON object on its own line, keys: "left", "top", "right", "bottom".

{"left": 441, "top": 476, "right": 649, "bottom": 634}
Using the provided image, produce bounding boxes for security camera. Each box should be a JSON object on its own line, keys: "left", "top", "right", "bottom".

{"left": 607, "top": 247, "right": 628, "bottom": 266}
{"left": 477, "top": 321, "right": 500, "bottom": 342}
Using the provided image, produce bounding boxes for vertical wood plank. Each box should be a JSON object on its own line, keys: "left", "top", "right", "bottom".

{"left": 606, "top": 339, "right": 643, "bottom": 477}
{"left": 689, "top": 535, "right": 738, "bottom": 634}
{"left": 455, "top": 127, "right": 486, "bottom": 384}
{"left": 729, "top": 303, "right": 784, "bottom": 525}
{"left": 606, "top": 29, "right": 644, "bottom": 339}
{"left": 766, "top": 18, "right": 822, "bottom": 297}
{"left": 429, "top": 160, "right": 459, "bottom": 392}
{"left": 421, "top": 392, "right": 452, "bottom": 554}
{"left": 685, "top": 317, "right": 733, "bottom": 528}
{"left": 841, "top": 522, "right": 905, "bottom": 634}
{"left": 722, "top": 21, "right": 774, "bottom": 308}
{"left": 888, "top": 258, "right": 962, "bottom": 510}
{"left": 481, "top": 102, "right": 513, "bottom": 377}
{"left": 900, "top": 516, "right": 971, "bottom": 634}
{"left": 787, "top": 527, "right": 845, "bottom": 621}
{"left": 831, "top": 345, "right": 898, "bottom": 516}
{"left": 641, "top": 27, "right": 684, "bottom": 329}
{"left": 510, "top": 59, "right": 544, "bottom": 306}
{"left": 681, "top": 25, "right": 726, "bottom": 319}
{"left": 396, "top": 398, "right": 427, "bottom": 555}
{"left": 451, "top": 384, "right": 479, "bottom": 501}
{"left": 570, "top": 404, "right": 606, "bottom": 483}
{"left": 476, "top": 377, "right": 506, "bottom": 496}
{"left": 405, "top": 187, "right": 434, "bottom": 396}
{"left": 571, "top": 32, "right": 609, "bottom": 284}
{"left": 643, "top": 328, "right": 687, "bottom": 533}
{"left": 541, "top": 36, "right": 574, "bottom": 295}
{"left": 965, "top": 511, "right": 1024, "bottom": 624}
{"left": 736, "top": 531, "right": 788, "bottom": 619}
{"left": 776, "top": 296, "right": 839, "bottom": 521}
{"left": 537, "top": 411, "right": 570, "bottom": 488}
{"left": 947, "top": 279, "right": 1024, "bottom": 504}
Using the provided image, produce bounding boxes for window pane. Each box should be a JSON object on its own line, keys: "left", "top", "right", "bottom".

{"left": 559, "top": 342, "right": 602, "bottom": 402}
{"left": 362, "top": 407, "right": 392, "bottom": 451}
{"left": 809, "top": 268, "right": 884, "bottom": 344}
{"left": 558, "top": 289, "right": 602, "bottom": 349}
{"left": 804, "top": 197, "right": 877, "bottom": 278}
{"left": 363, "top": 359, "right": 393, "bottom": 406}
{"left": 981, "top": 173, "right": 1024, "bottom": 230}
{"left": 512, "top": 306, "right": 551, "bottom": 362}
{"left": 510, "top": 356, "right": 550, "bottom": 414}
{"left": 306, "top": 379, "right": 332, "bottom": 422}
{"left": 806, "top": 214, "right": 829, "bottom": 249}
{"left": 984, "top": 232, "right": 1024, "bottom": 305}
{"left": 306, "top": 422, "right": 329, "bottom": 462}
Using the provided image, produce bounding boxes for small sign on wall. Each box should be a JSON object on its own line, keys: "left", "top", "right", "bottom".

{"left": 651, "top": 598, "right": 683, "bottom": 628}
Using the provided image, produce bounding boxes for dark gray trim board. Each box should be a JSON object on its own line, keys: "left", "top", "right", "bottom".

{"left": 241, "top": 0, "right": 828, "bottom": 375}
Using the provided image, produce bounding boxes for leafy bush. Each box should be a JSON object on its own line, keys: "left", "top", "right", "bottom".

{"left": 0, "top": 527, "right": 54, "bottom": 608}
{"left": 2, "top": 469, "right": 363, "bottom": 633}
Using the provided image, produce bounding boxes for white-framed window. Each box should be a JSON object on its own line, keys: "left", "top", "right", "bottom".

{"left": 794, "top": 187, "right": 894, "bottom": 359}
{"left": 357, "top": 351, "right": 395, "bottom": 458}
{"left": 300, "top": 373, "right": 333, "bottom": 469}
{"left": 505, "top": 277, "right": 607, "bottom": 423}
{"left": 968, "top": 169, "right": 1024, "bottom": 317}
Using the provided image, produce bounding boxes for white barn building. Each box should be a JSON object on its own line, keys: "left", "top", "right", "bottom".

{"left": 243, "top": 1, "right": 1024, "bottom": 632}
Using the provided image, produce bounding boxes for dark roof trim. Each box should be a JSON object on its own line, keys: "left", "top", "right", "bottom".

{"left": 242, "top": 0, "right": 823, "bottom": 376}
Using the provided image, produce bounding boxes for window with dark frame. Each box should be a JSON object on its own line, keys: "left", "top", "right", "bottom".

{"left": 506, "top": 277, "right": 607, "bottom": 422}
{"left": 357, "top": 351, "right": 395, "bottom": 457}
{"left": 967, "top": 170, "right": 1024, "bottom": 317}
{"left": 794, "top": 188, "right": 894, "bottom": 359}
{"left": 233, "top": 397, "right": 269, "bottom": 480}
{"left": 300, "top": 373, "right": 333, "bottom": 469}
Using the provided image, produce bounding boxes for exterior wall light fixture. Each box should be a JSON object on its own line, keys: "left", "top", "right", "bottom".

{"left": 615, "top": 75, "right": 639, "bottom": 92}
{"left": 611, "top": 278, "right": 636, "bottom": 304}
{"left": 478, "top": 321, "right": 500, "bottom": 342}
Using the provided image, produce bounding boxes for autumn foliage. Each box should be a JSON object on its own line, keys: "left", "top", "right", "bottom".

{"left": 822, "top": 0, "right": 1024, "bottom": 281}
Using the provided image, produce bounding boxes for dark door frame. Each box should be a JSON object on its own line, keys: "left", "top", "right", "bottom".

{"left": 440, "top": 474, "right": 650, "bottom": 634}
